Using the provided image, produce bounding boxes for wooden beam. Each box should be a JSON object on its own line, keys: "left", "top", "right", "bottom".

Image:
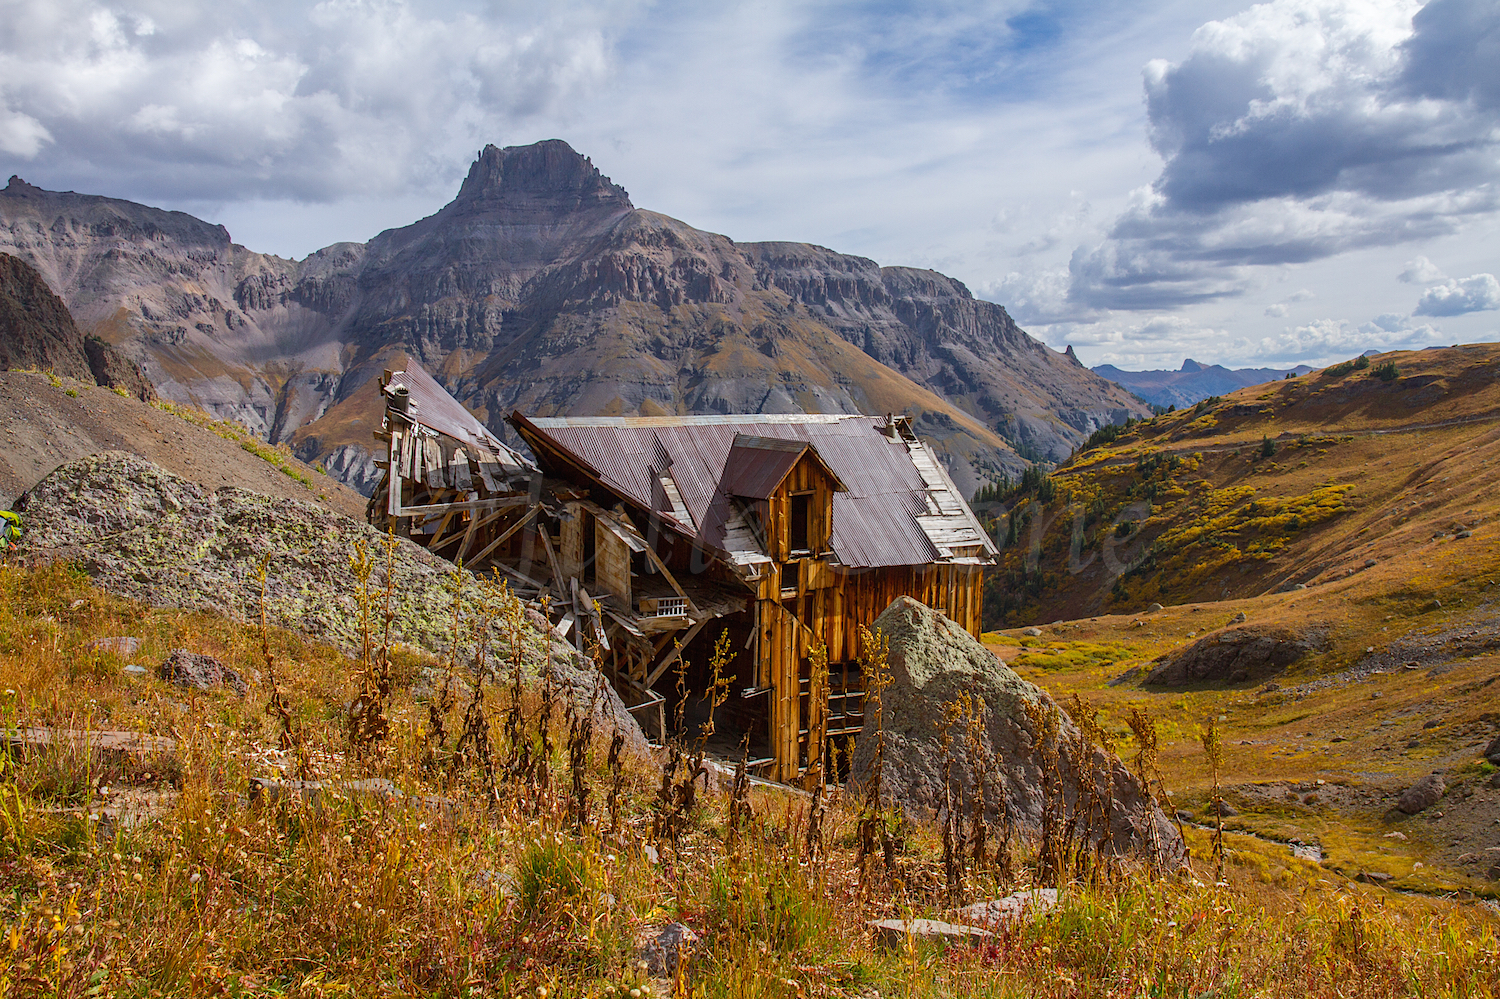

{"left": 386, "top": 429, "right": 403, "bottom": 518}
{"left": 453, "top": 505, "right": 507, "bottom": 561}
{"left": 466, "top": 506, "right": 537, "bottom": 565}
{"left": 424, "top": 509, "right": 460, "bottom": 551}
{"left": 391, "top": 496, "right": 529, "bottom": 517}
{"left": 536, "top": 524, "right": 567, "bottom": 599}
{"left": 646, "top": 618, "right": 708, "bottom": 687}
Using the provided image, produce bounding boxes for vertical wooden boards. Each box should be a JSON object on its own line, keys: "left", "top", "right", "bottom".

{"left": 424, "top": 438, "right": 445, "bottom": 488}
{"left": 595, "top": 517, "right": 632, "bottom": 605}
{"left": 559, "top": 504, "right": 585, "bottom": 581}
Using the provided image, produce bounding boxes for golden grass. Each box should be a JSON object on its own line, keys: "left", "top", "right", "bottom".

{"left": 0, "top": 561, "right": 1495, "bottom": 997}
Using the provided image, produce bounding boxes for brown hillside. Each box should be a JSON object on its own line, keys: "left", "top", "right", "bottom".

{"left": 0, "top": 252, "right": 155, "bottom": 400}
{"left": 983, "top": 344, "right": 1500, "bottom": 626}
{"left": 0, "top": 370, "right": 366, "bottom": 520}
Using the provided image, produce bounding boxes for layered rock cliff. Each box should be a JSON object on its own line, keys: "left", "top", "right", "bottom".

{"left": 0, "top": 142, "right": 1148, "bottom": 495}
{"left": 0, "top": 251, "right": 155, "bottom": 400}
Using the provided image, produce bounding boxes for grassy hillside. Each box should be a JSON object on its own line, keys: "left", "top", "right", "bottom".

{"left": 2, "top": 560, "right": 1495, "bottom": 996}
{"left": 980, "top": 344, "right": 1500, "bottom": 626}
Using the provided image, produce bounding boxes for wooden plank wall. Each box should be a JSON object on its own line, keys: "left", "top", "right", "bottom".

{"left": 763, "top": 453, "right": 835, "bottom": 561}
{"left": 559, "top": 506, "right": 585, "bottom": 581}
{"left": 595, "top": 518, "right": 632, "bottom": 605}
{"left": 751, "top": 452, "right": 986, "bottom": 779}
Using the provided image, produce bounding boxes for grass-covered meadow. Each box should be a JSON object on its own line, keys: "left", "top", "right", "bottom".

{"left": 0, "top": 560, "right": 1496, "bottom": 997}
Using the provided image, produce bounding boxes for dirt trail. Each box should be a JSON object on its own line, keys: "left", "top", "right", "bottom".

{"left": 0, "top": 370, "right": 367, "bottom": 520}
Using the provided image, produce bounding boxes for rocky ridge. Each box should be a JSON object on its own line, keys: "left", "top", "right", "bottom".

{"left": 0, "top": 142, "right": 1148, "bottom": 497}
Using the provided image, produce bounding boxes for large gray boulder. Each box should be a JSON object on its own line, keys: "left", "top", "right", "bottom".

{"left": 851, "top": 596, "right": 1184, "bottom": 867}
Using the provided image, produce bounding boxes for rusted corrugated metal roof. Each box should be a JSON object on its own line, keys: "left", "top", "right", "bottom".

{"left": 516, "top": 412, "right": 997, "bottom": 569}
{"left": 721, "top": 435, "right": 809, "bottom": 499}
{"left": 387, "top": 364, "right": 533, "bottom": 475}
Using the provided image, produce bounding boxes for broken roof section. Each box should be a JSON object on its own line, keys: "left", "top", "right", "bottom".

{"left": 384, "top": 363, "right": 534, "bottom": 479}
{"left": 721, "top": 434, "right": 847, "bottom": 500}
{"left": 511, "top": 412, "right": 997, "bottom": 569}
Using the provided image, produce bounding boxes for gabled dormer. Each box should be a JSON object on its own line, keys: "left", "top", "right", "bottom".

{"left": 721, "top": 434, "right": 846, "bottom": 562}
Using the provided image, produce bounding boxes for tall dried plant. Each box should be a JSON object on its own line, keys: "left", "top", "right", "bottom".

{"left": 938, "top": 696, "right": 965, "bottom": 906}
{"left": 1200, "top": 716, "right": 1226, "bottom": 881}
{"left": 855, "top": 625, "right": 895, "bottom": 888}
{"left": 255, "top": 554, "right": 308, "bottom": 779}
{"left": 804, "top": 642, "right": 830, "bottom": 865}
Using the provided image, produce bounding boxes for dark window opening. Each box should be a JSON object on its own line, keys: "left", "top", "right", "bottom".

{"left": 789, "top": 492, "right": 811, "bottom": 553}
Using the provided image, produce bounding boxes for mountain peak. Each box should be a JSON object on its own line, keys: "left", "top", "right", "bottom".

{"left": 1180, "top": 358, "right": 1204, "bottom": 372}
{"left": 454, "top": 140, "right": 632, "bottom": 210}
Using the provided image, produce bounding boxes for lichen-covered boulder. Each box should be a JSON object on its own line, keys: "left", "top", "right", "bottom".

{"left": 850, "top": 596, "right": 1184, "bottom": 867}
{"left": 17, "top": 453, "right": 646, "bottom": 752}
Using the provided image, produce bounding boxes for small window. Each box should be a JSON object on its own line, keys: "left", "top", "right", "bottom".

{"left": 789, "top": 492, "right": 811, "bottom": 553}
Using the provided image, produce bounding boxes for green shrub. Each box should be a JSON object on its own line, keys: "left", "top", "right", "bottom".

{"left": 1374, "top": 360, "right": 1399, "bottom": 381}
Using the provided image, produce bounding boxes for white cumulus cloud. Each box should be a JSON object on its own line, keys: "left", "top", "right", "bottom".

{"left": 1070, "top": 0, "right": 1500, "bottom": 311}
{"left": 1414, "top": 273, "right": 1500, "bottom": 316}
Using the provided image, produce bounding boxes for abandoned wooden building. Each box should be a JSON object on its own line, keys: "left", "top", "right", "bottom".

{"left": 369, "top": 364, "right": 998, "bottom": 783}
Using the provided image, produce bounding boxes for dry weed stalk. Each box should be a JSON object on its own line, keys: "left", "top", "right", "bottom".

{"left": 1200, "top": 716, "right": 1225, "bottom": 881}
{"left": 960, "top": 693, "right": 993, "bottom": 874}
{"left": 1128, "top": 707, "right": 1186, "bottom": 873}
{"left": 1067, "top": 693, "right": 1118, "bottom": 883}
{"left": 855, "top": 625, "right": 895, "bottom": 889}
{"left": 653, "top": 630, "right": 731, "bottom": 848}
{"left": 1023, "top": 698, "right": 1066, "bottom": 886}
{"left": 422, "top": 560, "right": 465, "bottom": 769}
{"left": 727, "top": 735, "right": 753, "bottom": 858}
{"left": 938, "top": 696, "right": 965, "bottom": 906}
{"left": 565, "top": 672, "right": 602, "bottom": 830}
{"left": 255, "top": 555, "right": 308, "bottom": 779}
{"left": 605, "top": 728, "right": 626, "bottom": 838}
{"left": 803, "top": 642, "right": 830, "bottom": 865}
{"left": 450, "top": 575, "right": 505, "bottom": 802}
{"left": 347, "top": 531, "right": 399, "bottom": 752}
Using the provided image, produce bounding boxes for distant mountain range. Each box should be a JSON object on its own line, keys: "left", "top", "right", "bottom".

{"left": 1092, "top": 358, "right": 1315, "bottom": 409}
{"left": 0, "top": 140, "right": 1147, "bottom": 495}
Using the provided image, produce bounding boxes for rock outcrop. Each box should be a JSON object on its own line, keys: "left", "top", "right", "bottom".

{"left": 850, "top": 596, "right": 1184, "bottom": 867}
{"left": 0, "top": 252, "right": 154, "bottom": 400}
{"left": 0, "top": 143, "right": 1148, "bottom": 497}
{"left": 15, "top": 452, "right": 646, "bottom": 751}
{"left": 1145, "top": 626, "right": 1327, "bottom": 686}
{"left": 1396, "top": 772, "right": 1446, "bottom": 815}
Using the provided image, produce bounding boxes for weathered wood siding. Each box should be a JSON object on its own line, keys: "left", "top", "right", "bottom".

{"left": 595, "top": 517, "right": 632, "bottom": 605}
{"left": 559, "top": 505, "right": 585, "bottom": 581}
{"left": 764, "top": 452, "right": 836, "bottom": 561}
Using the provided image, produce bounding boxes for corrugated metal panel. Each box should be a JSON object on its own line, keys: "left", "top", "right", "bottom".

{"left": 389, "top": 364, "right": 533, "bottom": 476}
{"left": 523, "top": 413, "right": 986, "bottom": 568}
{"left": 721, "top": 435, "right": 807, "bottom": 499}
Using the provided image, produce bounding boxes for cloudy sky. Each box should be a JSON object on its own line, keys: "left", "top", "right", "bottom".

{"left": 0, "top": 0, "right": 1496, "bottom": 369}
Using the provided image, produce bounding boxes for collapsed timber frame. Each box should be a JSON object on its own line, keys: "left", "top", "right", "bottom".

{"left": 369, "top": 363, "right": 998, "bottom": 783}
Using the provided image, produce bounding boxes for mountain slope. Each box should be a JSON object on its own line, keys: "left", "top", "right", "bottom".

{"left": 0, "top": 142, "right": 1148, "bottom": 495}
{"left": 0, "top": 252, "right": 155, "bottom": 400}
{"left": 982, "top": 345, "right": 1500, "bottom": 626}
